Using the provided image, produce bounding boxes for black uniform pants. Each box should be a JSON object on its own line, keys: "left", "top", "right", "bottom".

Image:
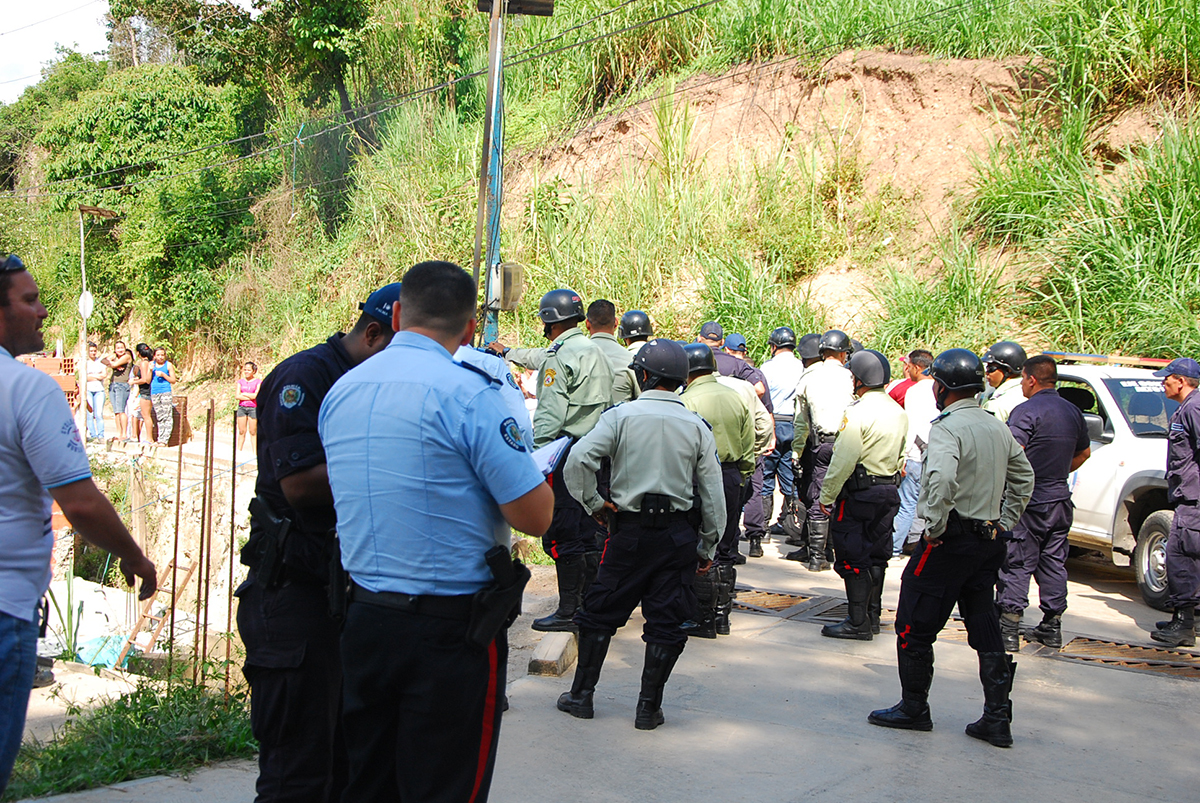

{"left": 830, "top": 485, "right": 901, "bottom": 578}
{"left": 894, "top": 533, "right": 1006, "bottom": 661}
{"left": 576, "top": 518, "right": 700, "bottom": 648}
{"left": 543, "top": 440, "right": 597, "bottom": 559}
{"left": 996, "top": 499, "right": 1074, "bottom": 615}
{"left": 236, "top": 579, "right": 347, "bottom": 803}
{"left": 1167, "top": 503, "right": 1200, "bottom": 609}
{"left": 741, "top": 458, "right": 766, "bottom": 539}
{"left": 805, "top": 441, "right": 836, "bottom": 521}
{"left": 715, "top": 463, "right": 749, "bottom": 566}
{"left": 339, "top": 601, "right": 506, "bottom": 803}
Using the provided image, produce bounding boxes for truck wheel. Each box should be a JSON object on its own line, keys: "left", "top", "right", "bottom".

{"left": 1134, "top": 511, "right": 1172, "bottom": 611}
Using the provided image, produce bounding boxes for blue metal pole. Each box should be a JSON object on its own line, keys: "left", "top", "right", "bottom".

{"left": 472, "top": 3, "right": 507, "bottom": 346}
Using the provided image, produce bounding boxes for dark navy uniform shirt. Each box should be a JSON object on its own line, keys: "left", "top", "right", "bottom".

{"left": 1167, "top": 388, "right": 1200, "bottom": 510}
{"left": 714, "top": 351, "right": 773, "bottom": 414}
{"left": 1006, "top": 388, "right": 1089, "bottom": 506}
{"left": 254, "top": 333, "right": 354, "bottom": 542}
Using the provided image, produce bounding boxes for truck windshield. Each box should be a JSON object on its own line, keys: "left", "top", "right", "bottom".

{"left": 1103, "top": 378, "right": 1179, "bottom": 437}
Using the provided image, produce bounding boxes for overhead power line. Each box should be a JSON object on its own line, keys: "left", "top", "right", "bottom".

{"left": 0, "top": 1, "right": 102, "bottom": 37}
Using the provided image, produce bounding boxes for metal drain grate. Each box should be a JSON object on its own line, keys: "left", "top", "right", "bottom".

{"left": 1049, "top": 638, "right": 1200, "bottom": 679}
{"left": 734, "top": 589, "right": 811, "bottom": 611}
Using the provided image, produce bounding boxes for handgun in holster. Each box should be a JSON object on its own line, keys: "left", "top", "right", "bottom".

{"left": 249, "top": 496, "right": 292, "bottom": 589}
{"left": 467, "top": 544, "right": 532, "bottom": 650}
{"left": 327, "top": 530, "right": 349, "bottom": 623}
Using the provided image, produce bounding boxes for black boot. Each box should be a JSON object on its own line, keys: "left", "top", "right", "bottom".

{"left": 581, "top": 551, "right": 600, "bottom": 597}
{"left": 1026, "top": 611, "right": 1062, "bottom": 649}
{"left": 634, "top": 642, "right": 683, "bottom": 730}
{"left": 868, "top": 566, "right": 885, "bottom": 635}
{"left": 781, "top": 496, "right": 807, "bottom": 544}
{"left": 557, "top": 630, "right": 612, "bottom": 719}
{"left": 806, "top": 518, "right": 831, "bottom": 572}
{"left": 822, "top": 571, "right": 874, "bottom": 640}
{"left": 715, "top": 565, "right": 736, "bottom": 636}
{"left": 869, "top": 647, "right": 934, "bottom": 731}
{"left": 682, "top": 567, "right": 718, "bottom": 638}
{"left": 999, "top": 611, "right": 1021, "bottom": 652}
{"left": 965, "top": 652, "right": 1015, "bottom": 747}
{"left": 748, "top": 536, "right": 763, "bottom": 558}
{"left": 1151, "top": 606, "right": 1196, "bottom": 647}
{"left": 533, "top": 554, "right": 585, "bottom": 632}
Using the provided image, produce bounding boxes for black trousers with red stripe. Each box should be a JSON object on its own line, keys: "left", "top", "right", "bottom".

{"left": 339, "top": 601, "right": 506, "bottom": 803}
{"left": 830, "top": 485, "right": 900, "bottom": 578}
{"left": 893, "top": 533, "right": 1006, "bottom": 661}
{"left": 575, "top": 518, "right": 700, "bottom": 648}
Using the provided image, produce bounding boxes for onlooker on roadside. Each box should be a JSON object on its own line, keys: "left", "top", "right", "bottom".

{"left": 0, "top": 253, "right": 157, "bottom": 796}
{"left": 130, "top": 343, "right": 154, "bottom": 443}
{"left": 84, "top": 342, "right": 107, "bottom": 442}
{"left": 235, "top": 361, "right": 261, "bottom": 454}
{"left": 149, "top": 347, "right": 178, "bottom": 446}
{"left": 104, "top": 341, "right": 133, "bottom": 443}
{"left": 892, "top": 349, "right": 936, "bottom": 555}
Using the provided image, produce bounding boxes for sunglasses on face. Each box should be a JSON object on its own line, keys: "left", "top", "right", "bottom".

{"left": 1, "top": 254, "right": 25, "bottom": 273}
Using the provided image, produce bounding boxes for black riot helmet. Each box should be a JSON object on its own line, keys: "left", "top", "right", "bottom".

{"left": 929, "top": 348, "right": 987, "bottom": 392}
{"left": 982, "top": 340, "right": 1027, "bottom": 377}
{"left": 849, "top": 338, "right": 864, "bottom": 355}
{"left": 848, "top": 349, "right": 891, "bottom": 389}
{"left": 630, "top": 338, "right": 689, "bottom": 390}
{"left": 682, "top": 342, "right": 717, "bottom": 375}
{"left": 798, "top": 333, "right": 821, "bottom": 362}
{"left": 538, "top": 288, "right": 585, "bottom": 325}
{"left": 618, "top": 309, "right": 653, "bottom": 340}
{"left": 768, "top": 326, "right": 797, "bottom": 350}
{"left": 819, "top": 329, "right": 851, "bottom": 355}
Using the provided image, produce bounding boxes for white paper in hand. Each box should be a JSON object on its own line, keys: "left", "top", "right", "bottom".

{"left": 533, "top": 436, "right": 572, "bottom": 476}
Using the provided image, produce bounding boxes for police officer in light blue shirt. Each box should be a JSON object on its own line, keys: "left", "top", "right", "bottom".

{"left": 456, "top": 344, "right": 534, "bottom": 450}
{"left": 318, "top": 260, "right": 553, "bottom": 802}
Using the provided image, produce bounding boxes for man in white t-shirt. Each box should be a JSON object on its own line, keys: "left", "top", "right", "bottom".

{"left": 0, "top": 255, "right": 157, "bottom": 796}
{"left": 892, "top": 350, "right": 937, "bottom": 555}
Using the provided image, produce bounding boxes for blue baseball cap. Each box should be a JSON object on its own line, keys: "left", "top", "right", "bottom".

{"left": 699, "top": 321, "right": 723, "bottom": 341}
{"left": 359, "top": 282, "right": 403, "bottom": 327}
{"left": 725, "top": 333, "right": 747, "bottom": 352}
{"left": 1153, "top": 358, "right": 1200, "bottom": 379}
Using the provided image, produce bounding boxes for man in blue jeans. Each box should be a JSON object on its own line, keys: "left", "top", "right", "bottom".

{"left": 0, "top": 255, "right": 157, "bottom": 795}
{"left": 892, "top": 350, "right": 936, "bottom": 555}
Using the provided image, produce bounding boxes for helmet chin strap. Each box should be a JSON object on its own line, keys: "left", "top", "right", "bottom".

{"left": 934, "top": 382, "right": 952, "bottom": 411}
{"left": 636, "top": 367, "right": 658, "bottom": 392}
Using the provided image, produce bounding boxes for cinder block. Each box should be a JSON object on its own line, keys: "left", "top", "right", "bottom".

{"left": 527, "top": 631, "right": 577, "bottom": 677}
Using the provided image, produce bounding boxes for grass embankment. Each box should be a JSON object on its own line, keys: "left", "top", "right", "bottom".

{"left": 3, "top": 683, "right": 254, "bottom": 802}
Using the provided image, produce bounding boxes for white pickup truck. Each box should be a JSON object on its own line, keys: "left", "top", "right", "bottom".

{"left": 1053, "top": 363, "right": 1178, "bottom": 609}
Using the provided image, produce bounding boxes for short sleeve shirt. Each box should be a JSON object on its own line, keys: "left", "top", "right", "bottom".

{"left": 455, "top": 345, "right": 534, "bottom": 449}
{"left": 0, "top": 347, "right": 93, "bottom": 620}
{"left": 319, "top": 332, "right": 545, "bottom": 596}
{"left": 1007, "top": 388, "right": 1090, "bottom": 505}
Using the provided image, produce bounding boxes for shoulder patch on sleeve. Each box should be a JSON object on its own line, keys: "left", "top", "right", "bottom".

{"left": 543, "top": 368, "right": 557, "bottom": 387}
{"left": 500, "top": 417, "right": 527, "bottom": 452}
{"left": 839, "top": 413, "right": 848, "bottom": 432}
{"left": 279, "top": 384, "right": 305, "bottom": 409}
{"left": 457, "top": 360, "right": 501, "bottom": 386}
{"left": 505, "top": 370, "right": 519, "bottom": 390}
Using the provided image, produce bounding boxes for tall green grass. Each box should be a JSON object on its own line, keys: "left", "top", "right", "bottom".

{"left": 1030, "top": 119, "right": 1200, "bottom": 358}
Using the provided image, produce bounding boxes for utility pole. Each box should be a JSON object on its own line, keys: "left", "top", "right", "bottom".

{"left": 472, "top": 1, "right": 554, "bottom": 345}
{"left": 77, "top": 205, "right": 118, "bottom": 437}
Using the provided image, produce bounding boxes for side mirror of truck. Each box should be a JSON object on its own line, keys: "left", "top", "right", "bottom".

{"left": 1083, "top": 412, "right": 1113, "bottom": 444}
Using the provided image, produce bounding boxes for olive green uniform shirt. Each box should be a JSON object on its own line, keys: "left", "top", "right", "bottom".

{"left": 984, "top": 377, "right": 1025, "bottom": 423}
{"left": 716, "top": 375, "right": 775, "bottom": 454}
{"left": 916, "top": 397, "right": 1035, "bottom": 538}
{"left": 520, "top": 327, "right": 614, "bottom": 447}
{"left": 820, "top": 389, "right": 909, "bottom": 506}
{"left": 563, "top": 389, "right": 726, "bottom": 559}
{"left": 681, "top": 374, "right": 755, "bottom": 478}
{"left": 589, "top": 331, "right": 639, "bottom": 404}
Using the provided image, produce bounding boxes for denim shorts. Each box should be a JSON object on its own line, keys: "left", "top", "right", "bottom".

{"left": 109, "top": 382, "right": 131, "bottom": 414}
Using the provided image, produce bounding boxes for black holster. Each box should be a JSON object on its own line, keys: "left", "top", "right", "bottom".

{"left": 467, "top": 544, "right": 532, "bottom": 650}
{"left": 247, "top": 496, "right": 292, "bottom": 590}
{"left": 945, "top": 509, "right": 1002, "bottom": 541}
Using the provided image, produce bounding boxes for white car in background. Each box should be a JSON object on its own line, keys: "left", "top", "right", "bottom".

{"left": 1052, "top": 362, "right": 1178, "bottom": 609}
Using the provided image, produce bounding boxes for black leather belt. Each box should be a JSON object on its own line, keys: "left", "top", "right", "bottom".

{"left": 348, "top": 582, "right": 474, "bottom": 620}
{"left": 813, "top": 431, "right": 837, "bottom": 444}
{"left": 613, "top": 511, "right": 692, "bottom": 528}
{"left": 867, "top": 473, "right": 901, "bottom": 486}
{"left": 774, "top": 413, "right": 794, "bottom": 422}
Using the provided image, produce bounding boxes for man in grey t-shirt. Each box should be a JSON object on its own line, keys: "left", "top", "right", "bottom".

{"left": 0, "top": 255, "right": 157, "bottom": 795}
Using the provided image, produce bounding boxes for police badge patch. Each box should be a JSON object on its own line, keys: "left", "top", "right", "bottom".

{"left": 505, "top": 371, "right": 519, "bottom": 390}
{"left": 280, "top": 384, "right": 305, "bottom": 409}
{"left": 500, "top": 417, "right": 526, "bottom": 451}
{"left": 543, "top": 369, "right": 556, "bottom": 387}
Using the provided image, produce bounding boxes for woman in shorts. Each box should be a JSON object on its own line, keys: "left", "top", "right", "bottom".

{"left": 130, "top": 343, "right": 155, "bottom": 443}
{"left": 235, "top": 361, "right": 261, "bottom": 453}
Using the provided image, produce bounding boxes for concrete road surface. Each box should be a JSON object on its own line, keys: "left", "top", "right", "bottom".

{"left": 19, "top": 539, "right": 1199, "bottom": 802}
